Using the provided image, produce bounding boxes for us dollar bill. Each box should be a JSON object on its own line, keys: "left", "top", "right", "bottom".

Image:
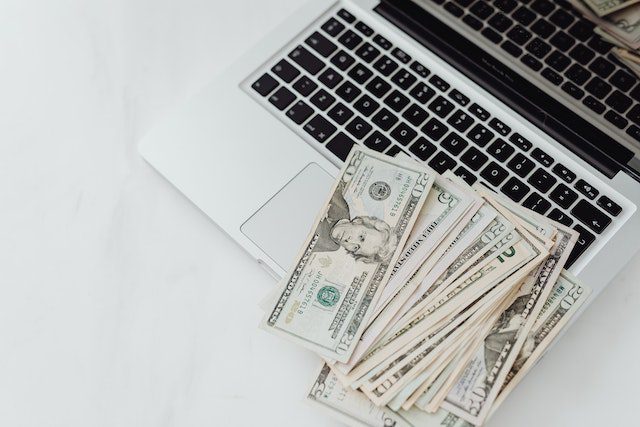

{"left": 261, "top": 147, "right": 434, "bottom": 362}
{"left": 572, "top": 0, "right": 640, "bottom": 49}
{"left": 582, "top": 0, "right": 640, "bottom": 17}
{"left": 441, "top": 221, "right": 576, "bottom": 426}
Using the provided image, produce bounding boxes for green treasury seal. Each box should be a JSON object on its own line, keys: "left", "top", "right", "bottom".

{"left": 317, "top": 286, "right": 340, "bottom": 307}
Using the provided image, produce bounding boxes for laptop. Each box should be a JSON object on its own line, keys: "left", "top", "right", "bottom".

{"left": 139, "top": 0, "right": 640, "bottom": 309}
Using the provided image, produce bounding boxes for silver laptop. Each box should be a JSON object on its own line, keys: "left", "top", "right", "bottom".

{"left": 138, "top": 0, "right": 640, "bottom": 311}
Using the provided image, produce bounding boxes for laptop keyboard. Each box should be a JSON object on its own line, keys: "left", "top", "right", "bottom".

{"left": 427, "top": 0, "right": 640, "bottom": 144}
{"left": 246, "top": 6, "right": 624, "bottom": 268}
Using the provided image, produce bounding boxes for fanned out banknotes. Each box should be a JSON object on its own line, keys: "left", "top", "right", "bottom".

{"left": 260, "top": 146, "right": 591, "bottom": 426}
{"left": 571, "top": 1, "right": 640, "bottom": 76}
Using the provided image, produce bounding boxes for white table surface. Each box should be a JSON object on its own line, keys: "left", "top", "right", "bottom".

{"left": 1, "top": 0, "right": 639, "bottom": 426}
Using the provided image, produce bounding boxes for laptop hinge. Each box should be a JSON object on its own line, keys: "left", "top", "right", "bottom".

{"left": 375, "top": 0, "right": 636, "bottom": 181}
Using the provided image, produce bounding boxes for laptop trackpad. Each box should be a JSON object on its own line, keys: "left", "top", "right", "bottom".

{"left": 241, "top": 163, "right": 335, "bottom": 271}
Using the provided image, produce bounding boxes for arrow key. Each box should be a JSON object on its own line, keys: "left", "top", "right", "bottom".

{"left": 571, "top": 199, "right": 611, "bottom": 234}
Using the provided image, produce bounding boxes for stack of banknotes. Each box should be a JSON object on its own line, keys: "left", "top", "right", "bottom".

{"left": 570, "top": 1, "right": 640, "bottom": 76}
{"left": 260, "top": 147, "right": 591, "bottom": 427}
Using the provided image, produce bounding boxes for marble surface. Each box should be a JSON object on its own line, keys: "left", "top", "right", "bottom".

{"left": 1, "top": 0, "right": 639, "bottom": 426}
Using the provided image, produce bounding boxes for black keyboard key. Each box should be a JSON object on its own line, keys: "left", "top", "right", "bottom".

{"left": 549, "top": 8, "right": 574, "bottom": 29}
{"left": 545, "top": 51, "right": 571, "bottom": 72}
{"left": 526, "top": 38, "right": 552, "bottom": 58}
{"left": 561, "top": 81, "right": 585, "bottom": 100}
{"left": 585, "top": 76, "right": 612, "bottom": 99}
{"left": 252, "top": 73, "right": 279, "bottom": 96}
{"left": 409, "top": 137, "right": 437, "bottom": 160}
{"left": 567, "top": 224, "right": 595, "bottom": 266}
{"left": 347, "top": 63, "right": 373, "bottom": 85}
{"left": 409, "top": 83, "right": 437, "bottom": 105}
{"left": 310, "top": 88, "right": 336, "bottom": 111}
{"left": 548, "top": 208, "right": 573, "bottom": 226}
{"left": 521, "top": 54, "right": 543, "bottom": 71}
{"left": 470, "top": 1, "right": 495, "bottom": 20}
{"left": 495, "top": 0, "right": 517, "bottom": 13}
{"left": 330, "top": 50, "right": 355, "bottom": 71}
{"left": 355, "top": 42, "right": 381, "bottom": 63}
{"left": 531, "top": 0, "right": 554, "bottom": 15}
{"left": 489, "top": 13, "right": 513, "bottom": 33}
{"left": 364, "top": 130, "right": 392, "bottom": 152}
{"left": 384, "top": 90, "right": 411, "bottom": 112}
{"left": 292, "top": 75, "right": 318, "bottom": 96}
{"left": 353, "top": 94, "right": 379, "bottom": 117}
{"left": 429, "top": 96, "right": 455, "bottom": 118}
{"left": 572, "top": 199, "right": 611, "bottom": 234}
{"left": 568, "top": 19, "right": 594, "bottom": 42}
{"left": 321, "top": 18, "right": 345, "bottom": 37}
{"left": 598, "top": 195, "right": 622, "bottom": 216}
{"left": 354, "top": 21, "right": 374, "bottom": 37}
{"left": 410, "top": 60, "right": 430, "bottom": 78}
{"left": 441, "top": 132, "right": 469, "bottom": 155}
{"left": 422, "top": 117, "right": 448, "bottom": 141}
{"left": 549, "top": 31, "right": 575, "bottom": 51}
{"left": 626, "top": 104, "right": 640, "bottom": 126}
{"left": 509, "top": 133, "right": 532, "bottom": 151}
{"left": 541, "top": 67, "right": 563, "bottom": 85}
{"left": 605, "top": 110, "right": 628, "bottom": 129}
{"left": 337, "top": 8, "right": 356, "bottom": 23}
{"left": 631, "top": 84, "right": 640, "bottom": 102}
{"left": 429, "top": 75, "right": 450, "bottom": 92}
{"left": 569, "top": 44, "right": 596, "bottom": 65}
{"left": 444, "top": 1, "right": 464, "bottom": 17}
{"left": 487, "top": 138, "right": 515, "bottom": 161}
{"left": 507, "top": 152, "right": 536, "bottom": 177}
{"left": 527, "top": 168, "right": 557, "bottom": 193}
{"left": 552, "top": 163, "right": 576, "bottom": 183}
{"left": 449, "top": 89, "right": 470, "bottom": 107}
{"left": 289, "top": 45, "right": 325, "bottom": 75}
{"left": 606, "top": 90, "right": 633, "bottom": 113}
{"left": 565, "top": 63, "right": 591, "bottom": 85}
{"left": 549, "top": 183, "right": 579, "bottom": 208}
{"left": 513, "top": 6, "right": 536, "bottom": 26}
{"left": 460, "top": 146, "right": 489, "bottom": 170}
{"left": 531, "top": 147, "right": 554, "bottom": 167}
{"left": 627, "top": 124, "right": 640, "bottom": 142}
{"left": 304, "top": 114, "right": 337, "bottom": 142}
{"left": 327, "top": 102, "right": 354, "bottom": 125}
{"left": 588, "top": 36, "right": 614, "bottom": 54}
{"left": 583, "top": 95, "right": 606, "bottom": 114}
{"left": 467, "top": 124, "right": 494, "bottom": 147}
{"left": 531, "top": 19, "right": 555, "bottom": 39}
{"left": 448, "top": 109, "right": 475, "bottom": 132}
{"left": 373, "top": 55, "right": 399, "bottom": 76}
{"left": 286, "top": 100, "right": 314, "bottom": 124}
{"left": 488, "top": 118, "right": 511, "bottom": 136}
{"left": 391, "top": 47, "right": 411, "bottom": 64}
{"left": 373, "top": 34, "right": 392, "bottom": 50}
{"left": 366, "top": 76, "right": 392, "bottom": 98}
{"left": 454, "top": 166, "right": 478, "bottom": 185}
{"left": 385, "top": 145, "right": 407, "bottom": 158}
{"left": 501, "top": 176, "right": 530, "bottom": 202}
{"left": 522, "top": 192, "right": 552, "bottom": 214}
{"left": 390, "top": 122, "right": 418, "bottom": 146}
{"left": 306, "top": 31, "right": 338, "bottom": 57}
{"left": 318, "top": 67, "right": 344, "bottom": 88}
{"left": 463, "top": 13, "right": 483, "bottom": 31}
{"left": 269, "top": 86, "right": 296, "bottom": 110}
{"left": 469, "top": 103, "right": 490, "bottom": 121}
{"left": 345, "top": 116, "right": 372, "bottom": 140}
{"left": 429, "top": 151, "right": 458, "bottom": 173}
{"left": 589, "top": 57, "right": 615, "bottom": 79}
{"left": 372, "top": 108, "right": 399, "bottom": 131}
{"left": 392, "top": 69, "right": 418, "bottom": 90}
{"left": 403, "top": 103, "right": 429, "bottom": 126}
{"left": 481, "top": 162, "right": 509, "bottom": 186}
{"left": 482, "top": 27, "right": 503, "bottom": 44}
{"left": 326, "top": 132, "right": 356, "bottom": 161}
{"left": 575, "top": 179, "right": 599, "bottom": 199}
{"left": 338, "top": 30, "right": 363, "bottom": 50}
{"left": 507, "top": 25, "right": 532, "bottom": 45}
{"left": 336, "top": 81, "right": 361, "bottom": 102}
{"left": 610, "top": 69, "right": 636, "bottom": 92}
{"left": 271, "top": 59, "right": 300, "bottom": 83}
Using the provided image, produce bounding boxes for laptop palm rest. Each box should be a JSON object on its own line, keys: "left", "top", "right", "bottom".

{"left": 241, "top": 162, "right": 335, "bottom": 271}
